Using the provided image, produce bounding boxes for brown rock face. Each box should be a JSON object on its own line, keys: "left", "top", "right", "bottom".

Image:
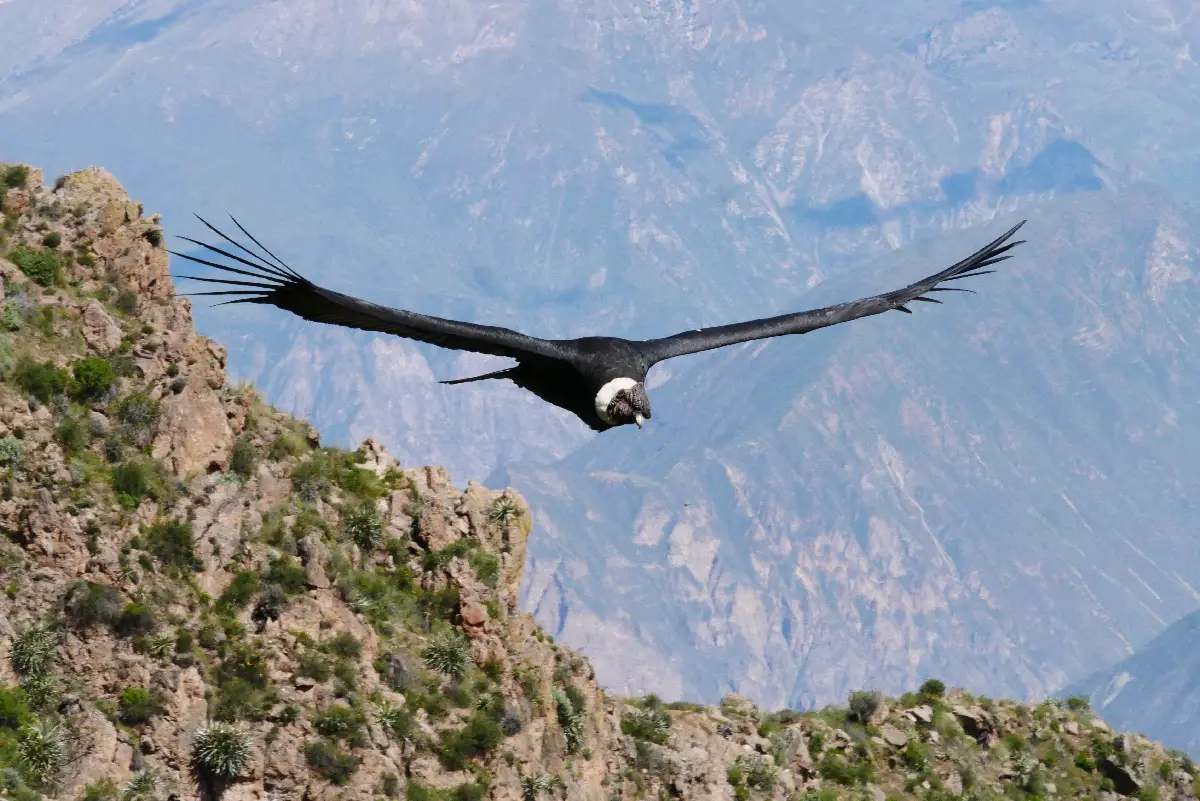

{"left": 81, "top": 299, "right": 123, "bottom": 353}
{"left": 152, "top": 380, "right": 233, "bottom": 475}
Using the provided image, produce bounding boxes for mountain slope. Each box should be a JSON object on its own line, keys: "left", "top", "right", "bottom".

{"left": 1, "top": 0, "right": 1195, "bottom": 480}
{"left": 1065, "top": 610, "right": 1200, "bottom": 759}
{"left": 497, "top": 183, "right": 1200, "bottom": 709}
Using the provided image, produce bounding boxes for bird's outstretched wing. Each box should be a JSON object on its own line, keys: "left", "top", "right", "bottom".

{"left": 170, "top": 216, "right": 567, "bottom": 362}
{"left": 635, "top": 220, "right": 1027, "bottom": 366}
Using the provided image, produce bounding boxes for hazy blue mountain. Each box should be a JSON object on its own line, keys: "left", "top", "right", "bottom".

{"left": 495, "top": 185, "right": 1200, "bottom": 708}
{"left": 3, "top": 0, "right": 1200, "bottom": 708}
{"left": 1064, "top": 610, "right": 1200, "bottom": 757}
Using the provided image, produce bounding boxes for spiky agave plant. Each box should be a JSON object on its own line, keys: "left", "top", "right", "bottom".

{"left": 521, "top": 773, "right": 553, "bottom": 801}
{"left": 487, "top": 497, "right": 521, "bottom": 527}
{"left": 123, "top": 769, "right": 159, "bottom": 799}
{"left": 373, "top": 700, "right": 413, "bottom": 742}
{"left": 18, "top": 672, "right": 59, "bottom": 711}
{"left": 17, "top": 721, "right": 66, "bottom": 790}
{"left": 552, "top": 690, "right": 584, "bottom": 753}
{"left": 191, "top": 722, "right": 252, "bottom": 778}
{"left": 422, "top": 630, "right": 473, "bottom": 678}
{"left": 343, "top": 503, "right": 383, "bottom": 552}
{"left": 9, "top": 622, "right": 59, "bottom": 676}
{"left": 146, "top": 633, "right": 175, "bottom": 658}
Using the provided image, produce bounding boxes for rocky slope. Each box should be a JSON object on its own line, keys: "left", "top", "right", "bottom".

{"left": 0, "top": 160, "right": 1195, "bottom": 800}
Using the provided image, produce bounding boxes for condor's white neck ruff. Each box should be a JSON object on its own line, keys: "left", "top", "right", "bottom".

{"left": 594, "top": 377, "right": 638, "bottom": 425}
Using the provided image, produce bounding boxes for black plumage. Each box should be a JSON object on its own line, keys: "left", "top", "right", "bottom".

{"left": 172, "top": 217, "right": 1026, "bottom": 432}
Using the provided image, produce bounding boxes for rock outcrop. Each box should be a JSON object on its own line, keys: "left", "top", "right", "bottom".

{"left": 0, "top": 160, "right": 1195, "bottom": 801}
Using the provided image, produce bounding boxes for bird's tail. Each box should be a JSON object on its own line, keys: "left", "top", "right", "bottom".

{"left": 439, "top": 368, "right": 517, "bottom": 385}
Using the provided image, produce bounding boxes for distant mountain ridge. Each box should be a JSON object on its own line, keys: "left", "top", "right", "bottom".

{"left": 5, "top": 0, "right": 1200, "bottom": 722}
{"left": 1065, "top": 610, "right": 1200, "bottom": 758}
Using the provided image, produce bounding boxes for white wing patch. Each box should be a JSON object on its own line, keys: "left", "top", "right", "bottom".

{"left": 595, "top": 377, "right": 638, "bottom": 425}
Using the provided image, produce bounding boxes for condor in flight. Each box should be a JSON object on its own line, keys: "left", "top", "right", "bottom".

{"left": 173, "top": 218, "right": 1026, "bottom": 432}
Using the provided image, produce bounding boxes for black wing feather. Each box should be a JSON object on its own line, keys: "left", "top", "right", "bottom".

{"left": 170, "top": 216, "right": 568, "bottom": 362}
{"left": 636, "top": 220, "right": 1027, "bottom": 365}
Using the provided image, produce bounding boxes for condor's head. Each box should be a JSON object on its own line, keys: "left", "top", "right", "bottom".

{"left": 594, "top": 377, "right": 653, "bottom": 429}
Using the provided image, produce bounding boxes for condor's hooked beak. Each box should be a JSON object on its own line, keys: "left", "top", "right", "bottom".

{"left": 634, "top": 414, "right": 645, "bottom": 429}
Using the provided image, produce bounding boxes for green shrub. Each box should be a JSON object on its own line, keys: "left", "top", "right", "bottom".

{"left": 1064, "top": 695, "right": 1091, "bottom": 711}
{"left": 423, "top": 630, "right": 473, "bottom": 678}
{"left": 818, "top": 753, "right": 869, "bottom": 786}
{"left": 0, "top": 685, "right": 34, "bottom": 729}
{"left": 849, "top": 690, "right": 885, "bottom": 723}
{"left": 269, "top": 432, "right": 303, "bottom": 460}
{"left": 298, "top": 651, "right": 333, "bottom": 682}
{"left": 217, "top": 570, "right": 261, "bottom": 611}
{"left": 341, "top": 466, "right": 386, "bottom": 501}
{"left": 438, "top": 710, "right": 505, "bottom": 770}
{"left": 54, "top": 416, "right": 90, "bottom": 454}
{"left": 262, "top": 555, "right": 307, "bottom": 596}
{"left": 71, "top": 357, "right": 115, "bottom": 399}
{"left": 118, "top": 686, "right": 166, "bottom": 724}
{"left": 2, "top": 165, "right": 29, "bottom": 188}
{"left": 212, "top": 678, "right": 267, "bottom": 721}
{"left": 191, "top": 722, "right": 252, "bottom": 778}
{"left": 621, "top": 707, "right": 669, "bottom": 744}
{"left": 313, "top": 704, "right": 366, "bottom": 745}
{"left": 19, "top": 671, "right": 59, "bottom": 711}
{"left": 13, "top": 359, "right": 69, "bottom": 403}
{"left": 110, "top": 457, "right": 173, "bottom": 508}
{"left": 304, "top": 738, "right": 359, "bottom": 785}
{"left": 469, "top": 550, "right": 500, "bottom": 588}
{"left": 115, "top": 392, "right": 160, "bottom": 444}
{"left": 143, "top": 518, "right": 199, "bottom": 573}
{"left": 115, "top": 602, "right": 157, "bottom": 637}
{"left": 40, "top": 232, "right": 61, "bottom": 249}
{"left": 64, "top": 580, "right": 123, "bottom": 629}
{"left": 230, "top": 436, "right": 257, "bottom": 478}
{"left": 0, "top": 301, "right": 22, "bottom": 332}
{"left": 324, "top": 632, "right": 362, "bottom": 660}
{"left": 7, "top": 248, "right": 62, "bottom": 287}
{"left": 0, "top": 436, "right": 24, "bottom": 466}
{"left": 79, "top": 777, "right": 119, "bottom": 800}
{"left": 918, "top": 678, "right": 946, "bottom": 699}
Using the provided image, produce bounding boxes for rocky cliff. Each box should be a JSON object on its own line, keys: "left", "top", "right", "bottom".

{"left": 0, "top": 160, "right": 1195, "bottom": 801}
